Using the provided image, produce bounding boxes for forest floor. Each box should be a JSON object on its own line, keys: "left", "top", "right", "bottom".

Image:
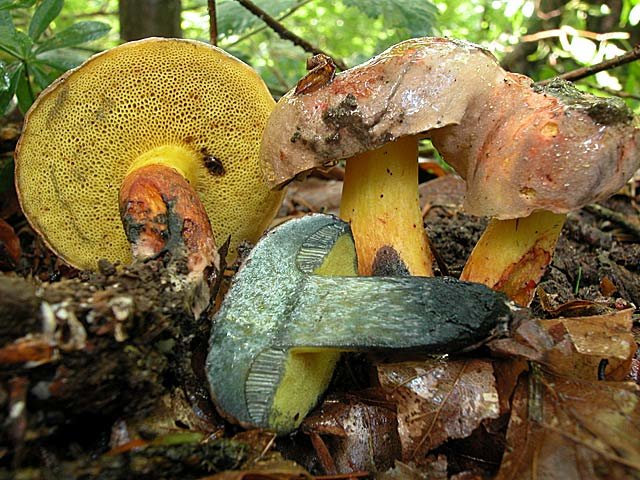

{"left": 1, "top": 115, "right": 639, "bottom": 479}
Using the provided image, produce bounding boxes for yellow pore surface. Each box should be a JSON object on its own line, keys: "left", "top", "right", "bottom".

{"left": 16, "top": 38, "right": 282, "bottom": 270}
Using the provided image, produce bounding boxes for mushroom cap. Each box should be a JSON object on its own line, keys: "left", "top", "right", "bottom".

{"left": 431, "top": 77, "right": 640, "bottom": 219}
{"left": 15, "top": 37, "right": 283, "bottom": 270}
{"left": 261, "top": 37, "right": 505, "bottom": 188}
{"left": 261, "top": 36, "right": 639, "bottom": 219}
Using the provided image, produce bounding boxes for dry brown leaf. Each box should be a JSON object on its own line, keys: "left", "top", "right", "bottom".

{"left": 490, "top": 310, "right": 636, "bottom": 380}
{"left": 377, "top": 358, "right": 500, "bottom": 461}
{"left": 301, "top": 393, "right": 401, "bottom": 474}
{"left": 206, "top": 430, "right": 313, "bottom": 480}
{"left": 543, "top": 309, "right": 636, "bottom": 380}
{"left": 281, "top": 178, "right": 343, "bottom": 217}
{"left": 496, "top": 367, "right": 640, "bottom": 480}
{"left": 378, "top": 457, "right": 448, "bottom": 480}
{"left": 0, "top": 217, "right": 20, "bottom": 269}
{"left": 418, "top": 175, "right": 466, "bottom": 214}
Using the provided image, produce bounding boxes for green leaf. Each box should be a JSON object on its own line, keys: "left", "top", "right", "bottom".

{"left": 0, "top": 0, "right": 36, "bottom": 11}
{"left": 0, "top": 26, "right": 33, "bottom": 59}
{"left": 29, "top": 60, "right": 58, "bottom": 89}
{"left": 0, "top": 9, "right": 14, "bottom": 29}
{"left": 15, "top": 64, "right": 34, "bottom": 113}
{"left": 343, "top": 0, "right": 437, "bottom": 37}
{"left": 35, "top": 20, "right": 110, "bottom": 53}
{"left": 28, "top": 0, "right": 63, "bottom": 41}
{"left": 36, "top": 48, "right": 86, "bottom": 71}
{"left": 0, "top": 61, "right": 23, "bottom": 115}
{"left": 0, "top": 60, "right": 9, "bottom": 91}
{"left": 217, "top": 0, "right": 299, "bottom": 37}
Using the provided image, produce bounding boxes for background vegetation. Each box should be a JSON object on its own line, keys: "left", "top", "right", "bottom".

{"left": 2, "top": 0, "right": 640, "bottom": 112}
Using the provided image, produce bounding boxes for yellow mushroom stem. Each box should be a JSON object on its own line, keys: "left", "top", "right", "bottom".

{"left": 339, "top": 136, "right": 434, "bottom": 276}
{"left": 460, "top": 210, "right": 566, "bottom": 307}
{"left": 119, "top": 161, "right": 218, "bottom": 279}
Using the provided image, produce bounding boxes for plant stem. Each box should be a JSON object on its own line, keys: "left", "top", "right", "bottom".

{"left": 226, "top": 0, "right": 313, "bottom": 47}
{"left": 536, "top": 43, "right": 640, "bottom": 86}
{"left": 234, "top": 0, "right": 348, "bottom": 70}
{"left": 208, "top": 0, "right": 217, "bottom": 45}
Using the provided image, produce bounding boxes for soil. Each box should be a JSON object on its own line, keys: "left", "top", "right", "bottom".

{"left": 1, "top": 115, "right": 639, "bottom": 478}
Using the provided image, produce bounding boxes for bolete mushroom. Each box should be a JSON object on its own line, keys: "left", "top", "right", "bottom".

{"left": 206, "top": 214, "right": 518, "bottom": 434}
{"left": 15, "top": 38, "right": 283, "bottom": 279}
{"left": 261, "top": 39, "right": 509, "bottom": 276}
{"left": 431, "top": 79, "right": 639, "bottom": 306}
{"left": 260, "top": 37, "right": 639, "bottom": 304}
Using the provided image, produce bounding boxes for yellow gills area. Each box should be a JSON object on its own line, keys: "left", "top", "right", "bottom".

{"left": 15, "top": 39, "right": 281, "bottom": 270}
{"left": 268, "top": 234, "right": 357, "bottom": 433}
{"left": 461, "top": 210, "right": 566, "bottom": 306}
{"left": 340, "top": 136, "right": 433, "bottom": 276}
{"left": 126, "top": 144, "right": 199, "bottom": 186}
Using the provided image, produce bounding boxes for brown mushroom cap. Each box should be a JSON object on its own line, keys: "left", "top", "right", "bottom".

{"left": 261, "top": 37, "right": 505, "bottom": 188}
{"left": 431, "top": 77, "right": 640, "bottom": 219}
{"left": 16, "top": 38, "right": 282, "bottom": 270}
{"left": 261, "top": 37, "right": 639, "bottom": 218}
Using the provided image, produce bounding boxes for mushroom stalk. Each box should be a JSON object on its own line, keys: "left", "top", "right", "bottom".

{"left": 340, "top": 136, "right": 433, "bottom": 276}
{"left": 120, "top": 163, "right": 219, "bottom": 316}
{"left": 207, "top": 214, "right": 515, "bottom": 434}
{"left": 460, "top": 211, "right": 565, "bottom": 306}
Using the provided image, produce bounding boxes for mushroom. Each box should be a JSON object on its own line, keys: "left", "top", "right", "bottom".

{"left": 15, "top": 38, "right": 283, "bottom": 281}
{"left": 260, "top": 38, "right": 509, "bottom": 276}
{"left": 206, "top": 214, "right": 518, "bottom": 434}
{"left": 431, "top": 78, "right": 639, "bottom": 306}
{"left": 260, "top": 37, "right": 639, "bottom": 304}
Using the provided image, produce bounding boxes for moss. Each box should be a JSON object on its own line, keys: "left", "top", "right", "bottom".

{"left": 534, "top": 79, "right": 634, "bottom": 126}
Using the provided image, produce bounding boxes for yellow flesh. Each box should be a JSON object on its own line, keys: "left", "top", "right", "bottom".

{"left": 15, "top": 38, "right": 283, "bottom": 270}
{"left": 268, "top": 234, "right": 357, "bottom": 432}
{"left": 339, "top": 136, "right": 433, "bottom": 276}
{"left": 461, "top": 210, "right": 566, "bottom": 306}
{"left": 126, "top": 145, "right": 199, "bottom": 186}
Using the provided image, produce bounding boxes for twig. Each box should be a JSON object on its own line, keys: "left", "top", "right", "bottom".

{"left": 208, "top": 0, "right": 218, "bottom": 45}
{"left": 226, "top": 0, "right": 313, "bottom": 48}
{"left": 584, "top": 82, "right": 640, "bottom": 101}
{"left": 583, "top": 203, "right": 640, "bottom": 240}
{"left": 234, "top": 0, "right": 348, "bottom": 71}
{"left": 536, "top": 43, "right": 640, "bottom": 86}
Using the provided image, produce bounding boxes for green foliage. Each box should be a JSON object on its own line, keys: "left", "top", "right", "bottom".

{"left": 343, "top": 0, "right": 437, "bottom": 38}
{"left": 0, "top": 0, "right": 110, "bottom": 115}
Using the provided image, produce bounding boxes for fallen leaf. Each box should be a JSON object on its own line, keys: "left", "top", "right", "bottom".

{"left": 493, "top": 359, "right": 529, "bottom": 414}
{"left": 496, "top": 367, "right": 640, "bottom": 479}
{"left": 378, "top": 457, "right": 448, "bottom": 480}
{"left": 490, "top": 310, "right": 636, "bottom": 380}
{"left": 377, "top": 359, "right": 500, "bottom": 461}
{"left": 281, "top": 178, "right": 343, "bottom": 217}
{"left": 0, "top": 217, "right": 20, "bottom": 269}
{"left": 301, "top": 392, "right": 401, "bottom": 474}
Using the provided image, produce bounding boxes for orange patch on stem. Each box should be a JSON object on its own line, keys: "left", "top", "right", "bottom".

{"left": 119, "top": 164, "right": 217, "bottom": 276}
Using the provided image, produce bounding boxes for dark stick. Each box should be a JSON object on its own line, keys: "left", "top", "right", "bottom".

{"left": 208, "top": 0, "right": 218, "bottom": 46}
{"left": 537, "top": 43, "right": 640, "bottom": 86}
{"left": 583, "top": 203, "right": 640, "bottom": 240}
{"left": 234, "top": 0, "right": 348, "bottom": 71}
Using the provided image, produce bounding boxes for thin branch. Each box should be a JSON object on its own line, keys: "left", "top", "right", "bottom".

{"left": 208, "top": 0, "right": 218, "bottom": 46}
{"left": 234, "top": 0, "right": 348, "bottom": 71}
{"left": 226, "top": 0, "right": 314, "bottom": 48}
{"left": 536, "top": 43, "right": 640, "bottom": 86}
{"left": 583, "top": 204, "right": 640, "bottom": 240}
{"left": 583, "top": 82, "right": 640, "bottom": 101}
